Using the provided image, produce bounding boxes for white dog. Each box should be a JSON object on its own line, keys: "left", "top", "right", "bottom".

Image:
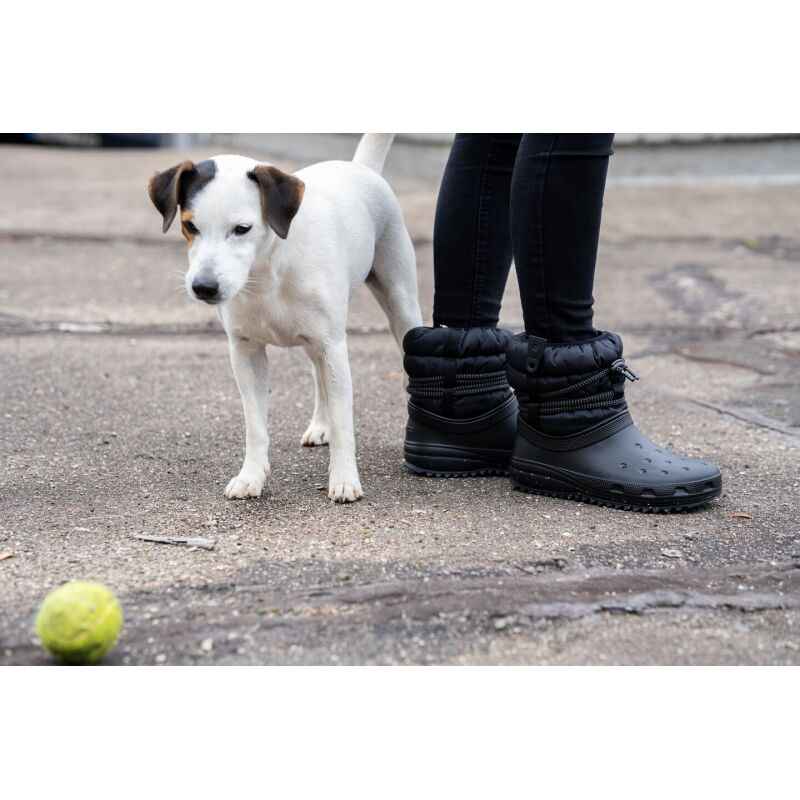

{"left": 148, "top": 134, "right": 422, "bottom": 502}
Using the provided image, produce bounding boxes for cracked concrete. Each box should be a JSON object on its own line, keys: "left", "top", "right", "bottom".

{"left": 5, "top": 559, "right": 800, "bottom": 665}
{"left": 1, "top": 139, "right": 799, "bottom": 665}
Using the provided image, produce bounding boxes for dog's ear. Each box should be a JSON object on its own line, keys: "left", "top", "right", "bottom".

{"left": 247, "top": 165, "right": 305, "bottom": 239}
{"left": 147, "top": 160, "right": 196, "bottom": 233}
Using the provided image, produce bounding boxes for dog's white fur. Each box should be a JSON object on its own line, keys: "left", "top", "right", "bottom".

{"left": 160, "top": 134, "right": 422, "bottom": 502}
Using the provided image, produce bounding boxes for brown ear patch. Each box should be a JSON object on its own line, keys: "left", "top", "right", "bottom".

{"left": 147, "top": 159, "right": 217, "bottom": 234}
{"left": 147, "top": 160, "right": 194, "bottom": 233}
{"left": 247, "top": 165, "right": 305, "bottom": 239}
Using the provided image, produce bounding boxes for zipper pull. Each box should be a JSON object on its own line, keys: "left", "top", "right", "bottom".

{"left": 611, "top": 359, "right": 639, "bottom": 382}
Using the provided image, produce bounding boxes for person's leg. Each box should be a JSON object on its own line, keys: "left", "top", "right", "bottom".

{"left": 511, "top": 133, "right": 613, "bottom": 341}
{"left": 403, "top": 134, "right": 522, "bottom": 476}
{"left": 504, "top": 133, "right": 722, "bottom": 511}
{"left": 433, "top": 133, "right": 522, "bottom": 327}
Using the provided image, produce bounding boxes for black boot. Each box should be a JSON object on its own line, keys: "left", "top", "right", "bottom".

{"left": 403, "top": 326, "right": 518, "bottom": 476}
{"left": 506, "top": 331, "right": 722, "bottom": 512}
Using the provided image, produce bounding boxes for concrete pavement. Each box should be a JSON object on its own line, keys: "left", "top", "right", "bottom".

{"left": 1, "top": 141, "right": 799, "bottom": 664}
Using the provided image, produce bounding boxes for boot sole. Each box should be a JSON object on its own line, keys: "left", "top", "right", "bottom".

{"left": 405, "top": 460, "right": 510, "bottom": 478}
{"left": 404, "top": 443, "right": 510, "bottom": 478}
{"left": 510, "top": 463, "right": 722, "bottom": 513}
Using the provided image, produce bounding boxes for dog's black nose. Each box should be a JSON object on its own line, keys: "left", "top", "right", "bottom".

{"left": 192, "top": 278, "right": 220, "bottom": 302}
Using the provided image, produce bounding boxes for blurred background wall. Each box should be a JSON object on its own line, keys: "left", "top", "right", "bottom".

{"left": 4, "top": 132, "right": 800, "bottom": 190}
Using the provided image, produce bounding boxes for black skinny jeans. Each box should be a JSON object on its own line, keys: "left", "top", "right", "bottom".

{"left": 432, "top": 133, "right": 614, "bottom": 342}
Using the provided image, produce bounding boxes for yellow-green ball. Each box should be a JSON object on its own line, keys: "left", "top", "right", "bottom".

{"left": 36, "top": 582, "right": 123, "bottom": 664}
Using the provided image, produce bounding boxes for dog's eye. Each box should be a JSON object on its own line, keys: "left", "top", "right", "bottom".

{"left": 183, "top": 220, "right": 199, "bottom": 235}
{"left": 233, "top": 224, "right": 252, "bottom": 236}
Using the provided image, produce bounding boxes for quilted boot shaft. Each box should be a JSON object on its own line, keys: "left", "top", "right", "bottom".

{"left": 404, "top": 326, "right": 515, "bottom": 418}
{"left": 506, "top": 331, "right": 632, "bottom": 436}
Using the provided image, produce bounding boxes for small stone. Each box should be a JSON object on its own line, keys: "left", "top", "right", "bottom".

{"left": 661, "top": 548, "right": 683, "bottom": 559}
{"left": 155, "top": 653, "right": 167, "bottom": 663}
{"left": 201, "top": 637, "right": 214, "bottom": 653}
{"left": 493, "top": 617, "right": 511, "bottom": 630}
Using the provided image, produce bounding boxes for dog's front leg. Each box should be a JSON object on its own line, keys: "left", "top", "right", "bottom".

{"left": 312, "top": 339, "right": 363, "bottom": 503}
{"left": 225, "top": 339, "right": 270, "bottom": 500}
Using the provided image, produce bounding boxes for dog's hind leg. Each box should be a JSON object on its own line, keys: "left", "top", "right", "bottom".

{"left": 367, "top": 216, "right": 423, "bottom": 350}
{"left": 301, "top": 346, "right": 330, "bottom": 447}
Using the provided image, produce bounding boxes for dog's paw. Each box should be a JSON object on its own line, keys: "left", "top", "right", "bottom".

{"left": 301, "top": 421, "right": 330, "bottom": 447}
{"left": 224, "top": 467, "right": 266, "bottom": 500}
{"left": 328, "top": 473, "right": 363, "bottom": 503}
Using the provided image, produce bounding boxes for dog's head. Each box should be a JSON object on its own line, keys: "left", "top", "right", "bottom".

{"left": 147, "top": 154, "right": 305, "bottom": 304}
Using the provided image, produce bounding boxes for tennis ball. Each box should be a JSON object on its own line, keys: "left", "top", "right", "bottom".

{"left": 36, "top": 581, "right": 123, "bottom": 664}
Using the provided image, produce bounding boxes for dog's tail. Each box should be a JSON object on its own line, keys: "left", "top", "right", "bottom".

{"left": 352, "top": 133, "right": 395, "bottom": 174}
